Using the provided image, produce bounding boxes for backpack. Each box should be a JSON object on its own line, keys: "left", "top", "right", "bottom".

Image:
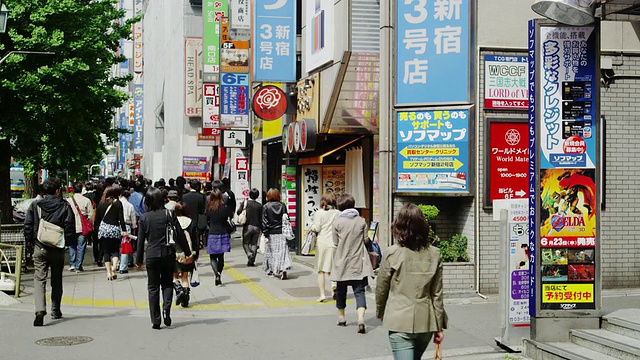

{"left": 367, "top": 240, "right": 382, "bottom": 270}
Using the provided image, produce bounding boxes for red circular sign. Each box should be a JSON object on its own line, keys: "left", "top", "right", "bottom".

{"left": 252, "top": 85, "right": 288, "bottom": 120}
{"left": 563, "top": 135, "right": 586, "bottom": 154}
{"left": 300, "top": 120, "right": 308, "bottom": 150}
{"left": 287, "top": 123, "right": 295, "bottom": 153}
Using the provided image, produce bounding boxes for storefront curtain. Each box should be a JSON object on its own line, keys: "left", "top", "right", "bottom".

{"left": 345, "top": 147, "right": 365, "bottom": 208}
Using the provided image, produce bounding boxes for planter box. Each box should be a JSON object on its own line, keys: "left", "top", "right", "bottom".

{"left": 443, "top": 262, "right": 475, "bottom": 292}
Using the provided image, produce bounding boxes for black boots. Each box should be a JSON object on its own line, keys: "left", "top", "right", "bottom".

{"left": 163, "top": 309, "right": 171, "bottom": 327}
{"left": 33, "top": 311, "right": 46, "bottom": 327}
{"left": 181, "top": 288, "right": 190, "bottom": 308}
{"left": 173, "top": 280, "right": 184, "bottom": 306}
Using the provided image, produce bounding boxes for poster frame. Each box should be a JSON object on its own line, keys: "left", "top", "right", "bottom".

{"left": 483, "top": 117, "right": 528, "bottom": 210}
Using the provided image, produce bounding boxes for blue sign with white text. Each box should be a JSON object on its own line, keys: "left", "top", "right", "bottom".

{"left": 133, "top": 84, "right": 144, "bottom": 151}
{"left": 253, "top": 0, "right": 296, "bottom": 82}
{"left": 395, "top": 109, "right": 470, "bottom": 193}
{"left": 396, "top": 0, "right": 470, "bottom": 105}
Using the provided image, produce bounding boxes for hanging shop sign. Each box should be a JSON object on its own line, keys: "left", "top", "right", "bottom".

{"left": 252, "top": 83, "right": 284, "bottom": 141}
{"left": 182, "top": 156, "right": 210, "bottom": 181}
{"left": 395, "top": 0, "right": 472, "bottom": 105}
{"left": 395, "top": 108, "right": 471, "bottom": 193}
{"left": 220, "top": 72, "right": 249, "bottom": 128}
{"left": 133, "top": 22, "right": 143, "bottom": 74}
{"left": 133, "top": 84, "right": 144, "bottom": 152}
{"left": 203, "top": 83, "right": 220, "bottom": 136}
{"left": 282, "top": 119, "right": 317, "bottom": 154}
{"left": 229, "top": 0, "right": 250, "bottom": 30}
{"left": 221, "top": 129, "right": 248, "bottom": 148}
{"left": 253, "top": 0, "right": 296, "bottom": 82}
{"left": 529, "top": 21, "right": 599, "bottom": 315}
{"left": 484, "top": 55, "right": 528, "bottom": 110}
{"left": 221, "top": 17, "right": 249, "bottom": 73}
{"left": 252, "top": 85, "right": 288, "bottom": 120}
{"left": 304, "top": 0, "right": 334, "bottom": 73}
{"left": 203, "top": 0, "right": 228, "bottom": 74}
{"left": 484, "top": 119, "right": 529, "bottom": 209}
{"left": 185, "top": 37, "right": 203, "bottom": 117}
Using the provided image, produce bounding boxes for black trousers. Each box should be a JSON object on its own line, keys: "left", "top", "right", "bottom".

{"left": 90, "top": 231, "right": 103, "bottom": 264}
{"left": 210, "top": 253, "right": 224, "bottom": 276}
{"left": 146, "top": 255, "right": 175, "bottom": 325}
{"left": 242, "top": 225, "right": 261, "bottom": 263}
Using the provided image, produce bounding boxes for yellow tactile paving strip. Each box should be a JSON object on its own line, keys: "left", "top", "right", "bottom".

{"left": 45, "top": 264, "right": 342, "bottom": 310}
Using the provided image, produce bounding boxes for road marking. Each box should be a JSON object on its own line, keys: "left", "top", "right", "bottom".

{"left": 224, "top": 265, "right": 288, "bottom": 307}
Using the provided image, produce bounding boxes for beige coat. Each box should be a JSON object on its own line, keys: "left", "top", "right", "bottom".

{"left": 375, "top": 245, "right": 448, "bottom": 333}
{"left": 310, "top": 208, "right": 340, "bottom": 249}
{"left": 330, "top": 212, "right": 373, "bottom": 282}
{"left": 67, "top": 194, "right": 94, "bottom": 234}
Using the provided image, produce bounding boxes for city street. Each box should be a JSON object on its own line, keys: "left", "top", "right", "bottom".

{"left": 0, "top": 235, "right": 517, "bottom": 360}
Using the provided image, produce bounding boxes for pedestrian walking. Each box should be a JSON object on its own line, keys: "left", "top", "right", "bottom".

{"left": 237, "top": 188, "right": 262, "bottom": 267}
{"left": 136, "top": 187, "right": 192, "bottom": 329}
{"left": 119, "top": 190, "right": 137, "bottom": 273}
{"left": 172, "top": 203, "right": 196, "bottom": 307}
{"left": 310, "top": 192, "right": 340, "bottom": 302}
{"left": 67, "top": 181, "right": 94, "bottom": 272}
{"left": 90, "top": 181, "right": 105, "bottom": 266}
{"left": 95, "top": 184, "right": 128, "bottom": 281}
{"left": 330, "top": 193, "right": 373, "bottom": 334}
{"left": 375, "top": 203, "right": 448, "bottom": 359}
{"left": 261, "top": 188, "right": 292, "bottom": 280}
{"left": 24, "top": 177, "right": 76, "bottom": 326}
{"left": 182, "top": 179, "right": 206, "bottom": 254}
{"left": 206, "top": 187, "right": 233, "bottom": 286}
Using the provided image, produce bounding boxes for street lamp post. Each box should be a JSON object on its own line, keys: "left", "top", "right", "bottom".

{"left": 0, "top": 1, "right": 8, "bottom": 34}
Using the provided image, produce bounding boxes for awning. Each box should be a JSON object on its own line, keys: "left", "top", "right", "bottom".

{"left": 322, "top": 52, "right": 380, "bottom": 135}
{"left": 298, "top": 135, "right": 365, "bottom": 165}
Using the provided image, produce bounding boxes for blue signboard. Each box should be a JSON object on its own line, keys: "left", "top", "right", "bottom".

{"left": 537, "top": 26, "right": 597, "bottom": 169}
{"left": 395, "top": 109, "right": 469, "bottom": 193}
{"left": 220, "top": 72, "right": 249, "bottom": 128}
{"left": 133, "top": 84, "right": 144, "bottom": 151}
{"left": 118, "top": 111, "right": 127, "bottom": 168}
{"left": 527, "top": 19, "right": 537, "bottom": 318}
{"left": 396, "top": 0, "right": 470, "bottom": 105}
{"left": 253, "top": 0, "right": 296, "bottom": 82}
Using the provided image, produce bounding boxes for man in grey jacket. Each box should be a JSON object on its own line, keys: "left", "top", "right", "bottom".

{"left": 24, "top": 177, "right": 76, "bottom": 326}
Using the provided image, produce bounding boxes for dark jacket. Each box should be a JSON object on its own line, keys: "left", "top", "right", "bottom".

{"left": 262, "top": 201, "right": 285, "bottom": 236}
{"left": 136, "top": 209, "right": 191, "bottom": 264}
{"left": 95, "top": 199, "right": 127, "bottom": 232}
{"left": 207, "top": 204, "right": 233, "bottom": 235}
{"left": 24, "top": 195, "right": 76, "bottom": 249}
{"left": 237, "top": 199, "right": 262, "bottom": 228}
{"left": 183, "top": 190, "right": 206, "bottom": 223}
{"left": 223, "top": 190, "right": 236, "bottom": 215}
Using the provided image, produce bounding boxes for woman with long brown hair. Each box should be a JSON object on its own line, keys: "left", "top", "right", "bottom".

{"left": 95, "top": 184, "right": 128, "bottom": 281}
{"left": 206, "top": 188, "right": 233, "bottom": 286}
{"left": 375, "top": 203, "right": 447, "bottom": 359}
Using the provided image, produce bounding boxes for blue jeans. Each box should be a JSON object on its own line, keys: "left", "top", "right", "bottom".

{"left": 388, "top": 331, "right": 433, "bottom": 360}
{"left": 335, "top": 278, "right": 368, "bottom": 310}
{"left": 69, "top": 234, "right": 86, "bottom": 270}
{"left": 120, "top": 254, "right": 130, "bottom": 271}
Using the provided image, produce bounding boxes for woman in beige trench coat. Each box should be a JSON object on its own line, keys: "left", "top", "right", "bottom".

{"left": 375, "top": 203, "right": 448, "bottom": 359}
{"left": 330, "top": 193, "right": 373, "bottom": 334}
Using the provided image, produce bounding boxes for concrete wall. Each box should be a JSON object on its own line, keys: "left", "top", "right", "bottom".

{"left": 142, "top": 0, "right": 212, "bottom": 180}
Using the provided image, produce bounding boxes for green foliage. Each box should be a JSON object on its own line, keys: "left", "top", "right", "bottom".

{"left": 418, "top": 204, "right": 469, "bottom": 262}
{"left": 433, "top": 234, "right": 469, "bottom": 262}
{"left": 0, "top": 0, "right": 137, "bottom": 175}
{"left": 417, "top": 204, "right": 439, "bottom": 221}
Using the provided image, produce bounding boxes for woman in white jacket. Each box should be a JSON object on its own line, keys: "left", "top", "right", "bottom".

{"left": 310, "top": 192, "right": 340, "bottom": 302}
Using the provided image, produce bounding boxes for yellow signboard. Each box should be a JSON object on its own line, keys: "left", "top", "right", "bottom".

{"left": 542, "top": 283, "right": 594, "bottom": 303}
{"left": 399, "top": 147, "right": 460, "bottom": 158}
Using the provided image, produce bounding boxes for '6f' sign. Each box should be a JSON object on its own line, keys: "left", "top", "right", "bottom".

{"left": 265, "top": 0, "right": 287, "bottom": 10}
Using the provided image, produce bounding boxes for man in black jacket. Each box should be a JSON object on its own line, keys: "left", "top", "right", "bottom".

{"left": 24, "top": 177, "right": 76, "bottom": 326}
{"left": 182, "top": 180, "right": 205, "bottom": 253}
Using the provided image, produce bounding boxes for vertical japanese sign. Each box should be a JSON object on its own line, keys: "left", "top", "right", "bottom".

{"left": 185, "top": 38, "right": 203, "bottom": 117}
{"left": 484, "top": 55, "right": 528, "bottom": 110}
{"left": 221, "top": 17, "right": 249, "bottom": 73}
{"left": 253, "top": 0, "right": 296, "bottom": 82}
{"left": 396, "top": 0, "right": 471, "bottom": 105}
{"left": 202, "top": 83, "right": 220, "bottom": 136}
{"left": 486, "top": 120, "right": 529, "bottom": 208}
{"left": 118, "top": 111, "right": 127, "bottom": 168}
{"left": 133, "top": 84, "right": 144, "bottom": 152}
{"left": 396, "top": 108, "right": 470, "bottom": 193}
{"left": 302, "top": 166, "right": 321, "bottom": 230}
{"left": 530, "top": 21, "right": 599, "bottom": 313}
{"left": 203, "top": 0, "right": 228, "bottom": 74}
{"left": 133, "top": 0, "right": 143, "bottom": 74}
{"left": 229, "top": 0, "right": 250, "bottom": 30}
{"left": 234, "top": 151, "right": 250, "bottom": 202}
{"left": 282, "top": 165, "right": 297, "bottom": 229}
{"left": 220, "top": 73, "right": 249, "bottom": 128}
{"left": 304, "top": 0, "right": 334, "bottom": 73}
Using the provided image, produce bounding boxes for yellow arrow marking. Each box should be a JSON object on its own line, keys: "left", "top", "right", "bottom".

{"left": 399, "top": 147, "right": 460, "bottom": 159}
{"left": 403, "top": 159, "right": 464, "bottom": 170}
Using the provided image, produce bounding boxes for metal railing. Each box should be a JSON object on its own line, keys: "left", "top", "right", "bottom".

{"left": 0, "top": 243, "right": 23, "bottom": 298}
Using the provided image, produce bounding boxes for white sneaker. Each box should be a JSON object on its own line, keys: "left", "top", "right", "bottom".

{"left": 68, "top": 266, "right": 76, "bottom": 272}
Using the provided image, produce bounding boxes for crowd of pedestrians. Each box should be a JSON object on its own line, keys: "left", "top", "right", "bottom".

{"left": 21, "top": 174, "right": 448, "bottom": 359}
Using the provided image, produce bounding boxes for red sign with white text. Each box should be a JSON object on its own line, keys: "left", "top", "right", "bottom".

{"left": 489, "top": 121, "right": 529, "bottom": 204}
